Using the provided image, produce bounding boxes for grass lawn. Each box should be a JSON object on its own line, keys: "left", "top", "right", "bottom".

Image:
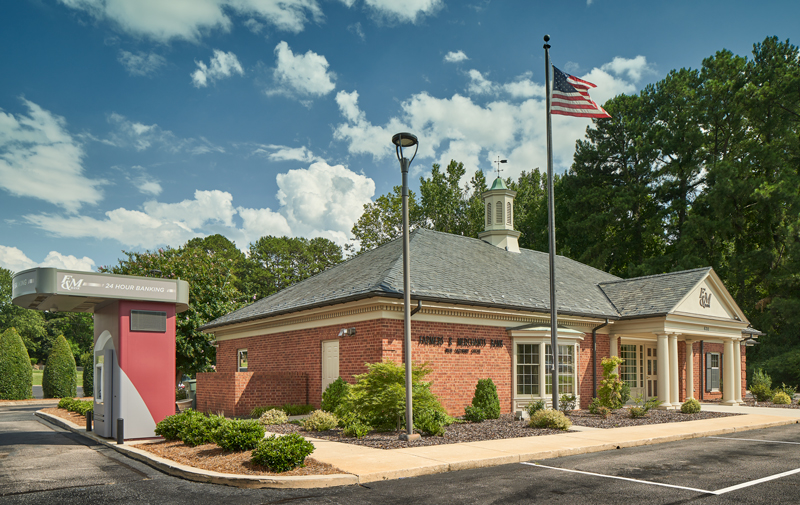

{"left": 32, "top": 370, "right": 83, "bottom": 387}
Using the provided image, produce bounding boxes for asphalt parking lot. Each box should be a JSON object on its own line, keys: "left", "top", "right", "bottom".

{"left": 2, "top": 404, "right": 799, "bottom": 504}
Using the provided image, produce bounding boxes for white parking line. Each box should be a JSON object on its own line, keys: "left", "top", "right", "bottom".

{"left": 707, "top": 436, "right": 800, "bottom": 445}
{"left": 523, "top": 461, "right": 800, "bottom": 496}
{"left": 521, "top": 462, "right": 714, "bottom": 495}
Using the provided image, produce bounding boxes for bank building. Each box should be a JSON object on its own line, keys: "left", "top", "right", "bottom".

{"left": 198, "top": 178, "right": 756, "bottom": 417}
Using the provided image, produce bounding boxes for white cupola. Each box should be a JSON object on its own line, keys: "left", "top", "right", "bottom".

{"left": 478, "top": 177, "right": 521, "bottom": 253}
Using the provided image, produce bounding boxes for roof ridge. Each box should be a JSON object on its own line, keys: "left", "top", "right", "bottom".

{"left": 598, "top": 266, "right": 712, "bottom": 286}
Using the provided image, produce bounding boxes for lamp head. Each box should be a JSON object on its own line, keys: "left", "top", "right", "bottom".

{"left": 392, "top": 132, "right": 419, "bottom": 166}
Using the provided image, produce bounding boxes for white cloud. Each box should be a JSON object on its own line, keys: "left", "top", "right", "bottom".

{"left": 348, "top": 22, "right": 365, "bottom": 41}
{"left": 599, "top": 55, "right": 654, "bottom": 83}
{"left": 0, "top": 99, "right": 105, "bottom": 212}
{"left": 59, "top": 0, "right": 323, "bottom": 43}
{"left": 243, "top": 17, "right": 264, "bottom": 34}
{"left": 276, "top": 161, "right": 375, "bottom": 238}
{"left": 0, "top": 245, "right": 96, "bottom": 273}
{"left": 24, "top": 162, "right": 375, "bottom": 250}
{"left": 126, "top": 167, "right": 163, "bottom": 196}
{"left": 105, "top": 113, "right": 224, "bottom": 154}
{"left": 334, "top": 56, "right": 648, "bottom": 179}
{"left": 268, "top": 41, "right": 336, "bottom": 99}
{"left": 191, "top": 49, "right": 244, "bottom": 88}
{"left": 362, "top": 0, "right": 443, "bottom": 23}
{"left": 118, "top": 50, "right": 166, "bottom": 76}
{"left": 444, "top": 50, "right": 468, "bottom": 63}
{"left": 251, "top": 144, "right": 323, "bottom": 163}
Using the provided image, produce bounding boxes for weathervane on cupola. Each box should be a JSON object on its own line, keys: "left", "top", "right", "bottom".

{"left": 494, "top": 156, "right": 507, "bottom": 180}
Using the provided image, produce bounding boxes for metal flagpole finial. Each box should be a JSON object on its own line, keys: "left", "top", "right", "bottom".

{"left": 543, "top": 34, "right": 551, "bottom": 49}
{"left": 494, "top": 157, "right": 507, "bottom": 179}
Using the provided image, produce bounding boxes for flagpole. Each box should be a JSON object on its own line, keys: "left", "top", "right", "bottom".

{"left": 543, "top": 34, "right": 559, "bottom": 411}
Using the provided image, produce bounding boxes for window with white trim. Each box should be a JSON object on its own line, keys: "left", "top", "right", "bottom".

{"left": 620, "top": 344, "right": 638, "bottom": 387}
{"left": 237, "top": 349, "right": 248, "bottom": 372}
{"left": 516, "top": 344, "right": 539, "bottom": 395}
{"left": 545, "top": 344, "right": 574, "bottom": 395}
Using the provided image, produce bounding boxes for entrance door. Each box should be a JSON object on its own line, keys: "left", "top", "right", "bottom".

{"left": 645, "top": 345, "right": 658, "bottom": 400}
{"left": 321, "top": 340, "right": 339, "bottom": 392}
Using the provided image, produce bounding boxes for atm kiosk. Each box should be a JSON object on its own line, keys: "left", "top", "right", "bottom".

{"left": 11, "top": 268, "right": 189, "bottom": 440}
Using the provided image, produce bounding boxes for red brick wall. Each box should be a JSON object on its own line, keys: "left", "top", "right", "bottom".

{"left": 199, "top": 320, "right": 385, "bottom": 414}
{"left": 378, "top": 319, "right": 513, "bottom": 416}
{"left": 690, "top": 342, "right": 745, "bottom": 401}
{"left": 579, "top": 333, "right": 610, "bottom": 408}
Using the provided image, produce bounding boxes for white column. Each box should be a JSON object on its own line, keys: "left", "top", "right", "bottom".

{"left": 657, "top": 334, "right": 672, "bottom": 409}
{"left": 669, "top": 334, "right": 679, "bottom": 405}
{"left": 685, "top": 340, "right": 694, "bottom": 400}
{"left": 734, "top": 339, "right": 743, "bottom": 403}
{"left": 610, "top": 334, "right": 619, "bottom": 375}
{"left": 722, "top": 339, "right": 737, "bottom": 406}
{"left": 539, "top": 343, "right": 547, "bottom": 404}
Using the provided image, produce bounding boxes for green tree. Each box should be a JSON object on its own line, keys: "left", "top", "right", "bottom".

{"left": 243, "top": 236, "right": 344, "bottom": 300}
{"left": 0, "top": 267, "right": 48, "bottom": 362}
{"left": 349, "top": 185, "right": 423, "bottom": 254}
{"left": 99, "top": 245, "right": 245, "bottom": 382}
{"left": 0, "top": 328, "right": 33, "bottom": 400}
{"left": 186, "top": 234, "right": 247, "bottom": 292}
{"left": 42, "top": 334, "right": 77, "bottom": 399}
{"left": 80, "top": 351, "right": 94, "bottom": 397}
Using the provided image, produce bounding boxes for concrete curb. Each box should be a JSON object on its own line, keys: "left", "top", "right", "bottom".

{"left": 34, "top": 410, "right": 800, "bottom": 488}
{"left": 34, "top": 411, "right": 358, "bottom": 489}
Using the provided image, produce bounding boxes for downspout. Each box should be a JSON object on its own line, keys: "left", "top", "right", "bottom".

{"left": 591, "top": 319, "right": 610, "bottom": 398}
{"left": 410, "top": 299, "right": 421, "bottom": 317}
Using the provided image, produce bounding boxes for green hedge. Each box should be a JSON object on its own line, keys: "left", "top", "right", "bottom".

{"left": 42, "top": 335, "right": 77, "bottom": 399}
{"left": 0, "top": 328, "right": 33, "bottom": 400}
{"left": 80, "top": 351, "right": 93, "bottom": 397}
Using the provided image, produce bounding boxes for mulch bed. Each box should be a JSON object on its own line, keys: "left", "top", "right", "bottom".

{"left": 705, "top": 398, "right": 800, "bottom": 409}
{"left": 41, "top": 407, "right": 89, "bottom": 425}
{"left": 567, "top": 408, "right": 738, "bottom": 429}
{"left": 265, "top": 414, "right": 568, "bottom": 449}
{"left": 136, "top": 440, "right": 345, "bottom": 477}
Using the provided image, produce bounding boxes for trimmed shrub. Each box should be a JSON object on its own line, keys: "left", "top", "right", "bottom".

{"left": 0, "top": 328, "right": 33, "bottom": 400}
{"left": 214, "top": 419, "right": 265, "bottom": 452}
{"left": 259, "top": 409, "right": 289, "bottom": 426}
{"left": 251, "top": 433, "right": 315, "bottom": 472}
{"left": 58, "top": 397, "right": 77, "bottom": 410}
{"left": 529, "top": 409, "right": 572, "bottom": 430}
{"left": 559, "top": 394, "right": 577, "bottom": 414}
{"left": 282, "top": 404, "right": 315, "bottom": 416}
{"left": 628, "top": 395, "right": 660, "bottom": 419}
{"left": 772, "top": 391, "right": 791, "bottom": 405}
{"left": 414, "top": 408, "right": 448, "bottom": 436}
{"left": 80, "top": 351, "right": 93, "bottom": 398}
{"left": 342, "top": 420, "right": 371, "bottom": 438}
{"left": 681, "top": 398, "right": 701, "bottom": 414}
{"left": 70, "top": 400, "right": 93, "bottom": 415}
{"left": 322, "top": 378, "right": 350, "bottom": 413}
{"left": 155, "top": 410, "right": 199, "bottom": 441}
{"left": 750, "top": 383, "right": 773, "bottom": 402}
{"left": 42, "top": 335, "right": 77, "bottom": 399}
{"left": 775, "top": 383, "right": 797, "bottom": 398}
{"left": 334, "top": 361, "right": 446, "bottom": 432}
{"left": 526, "top": 400, "right": 545, "bottom": 417}
{"left": 302, "top": 410, "right": 338, "bottom": 431}
{"left": 180, "top": 413, "right": 226, "bottom": 447}
{"left": 588, "top": 398, "right": 610, "bottom": 417}
{"left": 597, "top": 356, "right": 627, "bottom": 409}
{"left": 250, "top": 406, "right": 276, "bottom": 418}
{"left": 470, "top": 378, "right": 500, "bottom": 420}
{"left": 463, "top": 405, "right": 486, "bottom": 423}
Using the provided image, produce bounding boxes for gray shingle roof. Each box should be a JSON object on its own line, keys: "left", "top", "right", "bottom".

{"left": 202, "top": 228, "right": 623, "bottom": 330}
{"left": 598, "top": 267, "right": 711, "bottom": 318}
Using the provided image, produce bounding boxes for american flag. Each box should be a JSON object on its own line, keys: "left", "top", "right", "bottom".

{"left": 550, "top": 66, "right": 611, "bottom": 118}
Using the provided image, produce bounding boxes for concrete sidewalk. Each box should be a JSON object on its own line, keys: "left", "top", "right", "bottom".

{"left": 34, "top": 405, "right": 800, "bottom": 489}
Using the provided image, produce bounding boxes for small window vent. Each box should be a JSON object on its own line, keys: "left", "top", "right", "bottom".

{"left": 130, "top": 310, "right": 167, "bottom": 333}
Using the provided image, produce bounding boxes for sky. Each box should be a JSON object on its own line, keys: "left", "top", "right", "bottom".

{"left": 1, "top": 0, "right": 799, "bottom": 274}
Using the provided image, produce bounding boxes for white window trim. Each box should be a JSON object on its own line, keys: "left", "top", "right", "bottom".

{"left": 237, "top": 348, "right": 248, "bottom": 372}
{"left": 511, "top": 333, "right": 582, "bottom": 410}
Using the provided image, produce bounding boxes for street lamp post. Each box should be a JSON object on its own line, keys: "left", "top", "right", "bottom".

{"left": 392, "top": 132, "right": 420, "bottom": 442}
